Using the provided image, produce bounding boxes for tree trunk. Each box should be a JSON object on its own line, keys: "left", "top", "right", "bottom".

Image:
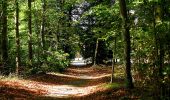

{"left": 15, "top": 0, "right": 20, "bottom": 75}
{"left": 41, "top": 0, "right": 46, "bottom": 51}
{"left": 0, "top": 9, "right": 2, "bottom": 62}
{"left": 94, "top": 38, "right": 99, "bottom": 66}
{"left": 119, "top": 0, "right": 134, "bottom": 89}
{"left": 111, "top": 37, "right": 116, "bottom": 83}
{"left": 158, "top": 1, "right": 165, "bottom": 97}
{"left": 152, "top": 4, "right": 159, "bottom": 74}
{"left": 28, "top": 0, "right": 33, "bottom": 67}
{"left": 159, "top": 0, "right": 166, "bottom": 79}
{"left": 1, "top": 0, "right": 8, "bottom": 75}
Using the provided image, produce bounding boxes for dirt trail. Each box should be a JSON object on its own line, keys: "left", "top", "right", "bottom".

{"left": 0, "top": 66, "right": 113, "bottom": 99}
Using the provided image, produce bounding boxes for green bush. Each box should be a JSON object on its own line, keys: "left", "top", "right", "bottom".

{"left": 45, "top": 50, "right": 69, "bottom": 72}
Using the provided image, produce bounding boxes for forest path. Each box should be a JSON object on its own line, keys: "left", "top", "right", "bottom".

{"left": 29, "top": 66, "right": 112, "bottom": 98}
{"left": 0, "top": 66, "right": 119, "bottom": 99}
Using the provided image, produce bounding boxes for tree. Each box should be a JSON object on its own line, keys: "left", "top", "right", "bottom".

{"left": 119, "top": 0, "right": 134, "bottom": 88}
{"left": 28, "top": 0, "right": 33, "bottom": 67}
{"left": 15, "top": 0, "right": 20, "bottom": 75}
{"left": 41, "top": 0, "right": 46, "bottom": 52}
{"left": 1, "top": 0, "right": 8, "bottom": 75}
{"left": 0, "top": 2, "right": 2, "bottom": 63}
{"left": 111, "top": 37, "right": 116, "bottom": 83}
{"left": 93, "top": 38, "right": 99, "bottom": 66}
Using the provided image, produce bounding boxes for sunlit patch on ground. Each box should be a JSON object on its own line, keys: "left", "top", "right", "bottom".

{"left": 0, "top": 79, "right": 104, "bottom": 98}
{"left": 0, "top": 66, "right": 127, "bottom": 99}
{"left": 44, "top": 84, "right": 102, "bottom": 97}
{"left": 49, "top": 72, "right": 111, "bottom": 79}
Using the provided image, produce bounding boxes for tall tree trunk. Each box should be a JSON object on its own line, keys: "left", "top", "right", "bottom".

{"left": 1, "top": 0, "right": 8, "bottom": 75}
{"left": 28, "top": 0, "right": 33, "bottom": 67}
{"left": 158, "top": 1, "right": 166, "bottom": 97}
{"left": 153, "top": 2, "right": 165, "bottom": 78}
{"left": 152, "top": 4, "right": 159, "bottom": 73}
{"left": 158, "top": 0, "right": 166, "bottom": 79}
{"left": 119, "top": 0, "right": 134, "bottom": 89}
{"left": 15, "top": 0, "right": 20, "bottom": 75}
{"left": 93, "top": 38, "right": 99, "bottom": 66}
{"left": 111, "top": 37, "right": 116, "bottom": 83}
{"left": 0, "top": 9, "right": 2, "bottom": 63}
{"left": 41, "top": 0, "right": 46, "bottom": 51}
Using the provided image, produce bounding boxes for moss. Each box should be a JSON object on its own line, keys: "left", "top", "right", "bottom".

{"left": 103, "top": 83, "right": 124, "bottom": 89}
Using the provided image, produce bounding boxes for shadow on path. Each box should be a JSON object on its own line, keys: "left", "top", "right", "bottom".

{"left": 0, "top": 66, "right": 125, "bottom": 99}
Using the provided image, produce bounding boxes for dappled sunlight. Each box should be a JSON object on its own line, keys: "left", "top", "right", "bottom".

{"left": 43, "top": 84, "right": 102, "bottom": 97}
{"left": 1, "top": 0, "right": 170, "bottom": 99}
{"left": 27, "top": 73, "right": 111, "bottom": 87}
{"left": 64, "top": 66, "right": 112, "bottom": 77}
{"left": 0, "top": 76, "right": 105, "bottom": 98}
{"left": 0, "top": 66, "right": 116, "bottom": 99}
{"left": 49, "top": 72, "right": 111, "bottom": 79}
{"left": 0, "top": 65, "right": 130, "bottom": 99}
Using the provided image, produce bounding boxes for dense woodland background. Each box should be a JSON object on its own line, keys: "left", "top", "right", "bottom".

{"left": 0, "top": 0, "right": 170, "bottom": 99}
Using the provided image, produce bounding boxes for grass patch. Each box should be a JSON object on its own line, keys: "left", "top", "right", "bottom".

{"left": 103, "top": 83, "right": 124, "bottom": 89}
{"left": 114, "top": 66, "right": 125, "bottom": 78}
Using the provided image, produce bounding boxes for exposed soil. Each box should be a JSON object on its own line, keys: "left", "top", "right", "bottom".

{"left": 0, "top": 65, "right": 139, "bottom": 100}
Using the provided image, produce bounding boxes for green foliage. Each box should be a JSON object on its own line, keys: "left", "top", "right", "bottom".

{"left": 0, "top": 1, "right": 170, "bottom": 98}
{"left": 104, "top": 83, "right": 124, "bottom": 89}
{"left": 46, "top": 50, "right": 69, "bottom": 72}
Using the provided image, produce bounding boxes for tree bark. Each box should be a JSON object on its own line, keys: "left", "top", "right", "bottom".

{"left": 28, "top": 0, "right": 33, "bottom": 67}
{"left": 1, "top": 0, "right": 8, "bottom": 75}
{"left": 111, "top": 37, "right": 116, "bottom": 83}
{"left": 94, "top": 38, "right": 99, "bottom": 66}
{"left": 119, "top": 0, "right": 134, "bottom": 89}
{"left": 0, "top": 9, "right": 2, "bottom": 61}
{"left": 159, "top": 0, "right": 166, "bottom": 79}
{"left": 15, "top": 0, "right": 20, "bottom": 75}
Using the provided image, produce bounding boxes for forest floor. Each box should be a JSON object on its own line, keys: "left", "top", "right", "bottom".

{"left": 0, "top": 65, "right": 142, "bottom": 100}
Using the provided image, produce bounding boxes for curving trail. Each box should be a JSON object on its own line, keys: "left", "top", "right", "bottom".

{"left": 0, "top": 66, "right": 115, "bottom": 99}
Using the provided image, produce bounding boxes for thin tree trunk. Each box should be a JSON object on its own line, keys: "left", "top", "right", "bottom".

{"left": 152, "top": 4, "right": 159, "bottom": 76}
{"left": 119, "top": 0, "right": 134, "bottom": 89}
{"left": 159, "top": 0, "right": 165, "bottom": 79}
{"left": 41, "top": 0, "right": 46, "bottom": 51}
{"left": 15, "top": 0, "right": 20, "bottom": 75}
{"left": 159, "top": 1, "right": 165, "bottom": 97}
{"left": 55, "top": 29, "right": 59, "bottom": 50}
{"left": 28, "top": 0, "right": 33, "bottom": 67}
{"left": 114, "top": 38, "right": 116, "bottom": 63}
{"left": 0, "top": 10, "right": 2, "bottom": 61}
{"left": 94, "top": 38, "right": 99, "bottom": 66}
{"left": 1, "top": 0, "right": 8, "bottom": 75}
{"left": 111, "top": 37, "right": 116, "bottom": 83}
